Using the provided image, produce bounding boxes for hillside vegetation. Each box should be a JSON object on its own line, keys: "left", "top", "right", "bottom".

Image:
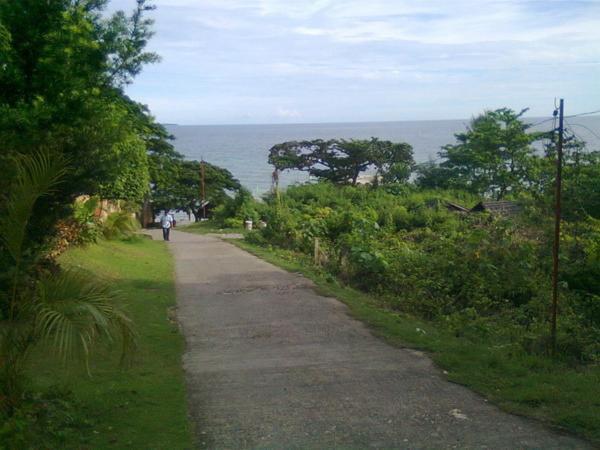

{"left": 204, "top": 108, "right": 600, "bottom": 441}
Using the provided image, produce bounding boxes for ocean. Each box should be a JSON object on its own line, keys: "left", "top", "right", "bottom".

{"left": 165, "top": 116, "right": 600, "bottom": 195}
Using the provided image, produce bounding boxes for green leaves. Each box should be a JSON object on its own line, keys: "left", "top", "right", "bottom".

{"left": 0, "top": 152, "right": 136, "bottom": 412}
{"left": 33, "top": 268, "right": 136, "bottom": 371}
{"left": 97, "top": 133, "right": 150, "bottom": 203}
{"left": 102, "top": 0, "right": 160, "bottom": 86}
{"left": 268, "top": 138, "right": 414, "bottom": 186}
{"left": 0, "top": 151, "right": 67, "bottom": 264}
{"left": 154, "top": 159, "right": 242, "bottom": 219}
{"left": 422, "top": 108, "right": 542, "bottom": 199}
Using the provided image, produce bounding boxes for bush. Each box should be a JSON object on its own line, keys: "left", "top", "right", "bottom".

{"left": 246, "top": 181, "right": 600, "bottom": 363}
{"left": 102, "top": 211, "right": 139, "bottom": 240}
{"left": 0, "top": 387, "right": 90, "bottom": 448}
{"left": 213, "top": 188, "right": 264, "bottom": 227}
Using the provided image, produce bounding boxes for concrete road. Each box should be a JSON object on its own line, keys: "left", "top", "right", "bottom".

{"left": 154, "top": 229, "right": 590, "bottom": 449}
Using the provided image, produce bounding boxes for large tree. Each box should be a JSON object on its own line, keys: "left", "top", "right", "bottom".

{"left": 422, "top": 108, "right": 543, "bottom": 199}
{"left": 268, "top": 138, "right": 414, "bottom": 186}
{"left": 0, "top": 0, "right": 158, "bottom": 246}
{"left": 153, "top": 160, "right": 242, "bottom": 221}
{"left": 0, "top": 0, "right": 160, "bottom": 313}
{"left": 0, "top": 0, "right": 158, "bottom": 189}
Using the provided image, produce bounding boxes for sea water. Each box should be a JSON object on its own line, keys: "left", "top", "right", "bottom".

{"left": 165, "top": 116, "right": 600, "bottom": 196}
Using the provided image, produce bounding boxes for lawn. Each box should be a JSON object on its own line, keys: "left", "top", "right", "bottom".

{"left": 24, "top": 236, "right": 192, "bottom": 449}
{"left": 231, "top": 238, "right": 600, "bottom": 445}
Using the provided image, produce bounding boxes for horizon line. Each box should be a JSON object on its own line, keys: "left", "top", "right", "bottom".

{"left": 159, "top": 114, "right": 600, "bottom": 128}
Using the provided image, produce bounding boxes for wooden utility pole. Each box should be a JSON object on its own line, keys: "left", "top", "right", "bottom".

{"left": 200, "top": 159, "right": 206, "bottom": 220}
{"left": 551, "top": 98, "right": 564, "bottom": 356}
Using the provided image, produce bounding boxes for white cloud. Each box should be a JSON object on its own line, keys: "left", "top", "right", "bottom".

{"left": 258, "top": 0, "right": 333, "bottom": 18}
{"left": 276, "top": 107, "right": 301, "bottom": 119}
{"left": 120, "top": 0, "right": 600, "bottom": 123}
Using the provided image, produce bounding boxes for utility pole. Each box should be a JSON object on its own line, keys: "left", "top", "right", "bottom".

{"left": 551, "top": 98, "right": 564, "bottom": 356}
{"left": 200, "top": 159, "right": 206, "bottom": 220}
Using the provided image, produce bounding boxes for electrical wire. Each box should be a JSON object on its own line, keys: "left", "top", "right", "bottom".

{"left": 528, "top": 116, "right": 557, "bottom": 129}
{"left": 528, "top": 108, "right": 600, "bottom": 130}
{"left": 565, "top": 109, "right": 600, "bottom": 119}
{"left": 564, "top": 119, "right": 600, "bottom": 142}
{"left": 561, "top": 120, "right": 596, "bottom": 219}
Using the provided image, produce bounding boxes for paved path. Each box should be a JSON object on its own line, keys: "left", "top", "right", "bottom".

{"left": 154, "top": 229, "right": 589, "bottom": 449}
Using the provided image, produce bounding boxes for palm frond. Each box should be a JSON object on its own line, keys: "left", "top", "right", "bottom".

{"left": 102, "top": 211, "right": 139, "bottom": 240}
{"left": 0, "top": 151, "right": 68, "bottom": 263}
{"left": 32, "top": 269, "right": 137, "bottom": 372}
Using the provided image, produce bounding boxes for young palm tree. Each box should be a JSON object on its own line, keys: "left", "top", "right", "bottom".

{"left": 0, "top": 152, "right": 135, "bottom": 414}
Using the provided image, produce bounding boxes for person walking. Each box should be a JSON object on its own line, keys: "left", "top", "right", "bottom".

{"left": 160, "top": 210, "right": 174, "bottom": 241}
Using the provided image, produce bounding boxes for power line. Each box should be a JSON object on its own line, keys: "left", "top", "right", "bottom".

{"left": 530, "top": 109, "right": 600, "bottom": 131}
{"left": 561, "top": 121, "right": 594, "bottom": 221}
{"left": 564, "top": 119, "right": 600, "bottom": 142}
{"left": 565, "top": 109, "right": 600, "bottom": 119}
{"left": 529, "top": 116, "right": 557, "bottom": 128}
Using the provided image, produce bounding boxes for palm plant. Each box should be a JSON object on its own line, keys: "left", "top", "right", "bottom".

{"left": 0, "top": 152, "right": 135, "bottom": 415}
{"left": 102, "top": 210, "right": 139, "bottom": 240}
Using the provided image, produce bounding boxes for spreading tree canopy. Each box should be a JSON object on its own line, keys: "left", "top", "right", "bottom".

{"left": 152, "top": 160, "right": 242, "bottom": 221}
{"left": 268, "top": 138, "right": 414, "bottom": 186}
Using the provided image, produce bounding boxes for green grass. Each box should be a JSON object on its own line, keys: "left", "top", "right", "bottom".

{"left": 230, "top": 239, "right": 600, "bottom": 445}
{"left": 179, "top": 220, "right": 245, "bottom": 235}
{"left": 26, "top": 236, "right": 192, "bottom": 449}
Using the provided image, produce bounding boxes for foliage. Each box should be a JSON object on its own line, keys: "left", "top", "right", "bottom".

{"left": 417, "top": 108, "right": 543, "bottom": 199}
{"left": 72, "top": 196, "right": 102, "bottom": 244}
{"left": 0, "top": 387, "right": 90, "bottom": 448}
{"left": 101, "top": 211, "right": 140, "bottom": 240}
{"left": 50, "top": 238, "right": 192, "bottom": 448}
{"left": 0, "top": 153, "right": 135, "bottom": 415}
{"left": 50, "top": 196, "right": 104, "bottom": 258}
{"left": 233, "top": 238, "right": 600, "bottom": 443}
{"left": 268, "top": 138, "right": 414, "bottom": 186}
{"left": 212, "top": 188, "right": 264, "bottom": 227}
{"left": 145, "top": 117, "right": 184, "bottom": 214}
{"left": 539, "top": 134, "right": 600, "bottom": 220}
{"left": 0, "top": 0, "right": 158, "bottom": 268}
{"left": 158, "top": 159, "right": 242, "bottom": 221}
{"left": 248, "top": 182, "right": 599, "bottom": 363}
{"left": 96, "top": 118, "right": 151, "bottom": 203}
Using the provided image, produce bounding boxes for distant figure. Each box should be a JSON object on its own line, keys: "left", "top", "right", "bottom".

{"left": 160, "top": 210, "right": 174, "bottom": 241}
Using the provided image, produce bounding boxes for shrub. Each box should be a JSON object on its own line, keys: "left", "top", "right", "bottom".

{"left": 102, "top": 211, "right": 139, "bottom": 240}
{"left": 246, "top": 181, "right": 599, "bottom": 362}
{"left": 213, "top": 188, "right": 264, "bottom": 227}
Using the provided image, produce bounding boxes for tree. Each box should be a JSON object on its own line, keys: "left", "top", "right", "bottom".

{"left": 0, "top": 152, "right": 135, "bottom": 413}
{"left": 268, "top": 138, "right": 414, "bottom": 186}
{"left": 98, "top": 134, "right": 150, "bottom": 203}
{"left": 370, "top": 139, "right": 414, "bottom": 185}
{"left": 539, "top": 132, "right": 600, "bottom": 220}
{"left": 0, "top": 0, "right": 159, "bottom": 197}
{"left": 414, "top": 160, "right": 454, "bottom": 190}
{"left": 154, "top": 160, "right": 242, "bottom": 221}
{"left": 0, "top": 0, "right": 158, "bottom": 259}
{"left": 433, "top": 108, "right": 542, "bottom": 198}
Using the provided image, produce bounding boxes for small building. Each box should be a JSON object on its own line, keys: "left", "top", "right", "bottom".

{"left": 470, "top": 200, "right": 522, "bottom": 217}
{"left": 445, "top": 201, "right": 470, "bottom": 213}
{"left": 425, "top": 198, "right": 470, "bottom": 213}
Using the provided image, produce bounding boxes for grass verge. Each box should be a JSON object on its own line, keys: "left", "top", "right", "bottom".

{"left": 25, "top": 236, "right": 192, "bottom": 449}
{"left": 179, "top": 220, "right": 244, "bottom": 235}
{"left": 230, "top": 238, "right": 600, "bottom": 444}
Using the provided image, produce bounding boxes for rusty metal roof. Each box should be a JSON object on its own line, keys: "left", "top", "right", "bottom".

{"left": 471, "top": 200, "right": 522, "bottom": 216}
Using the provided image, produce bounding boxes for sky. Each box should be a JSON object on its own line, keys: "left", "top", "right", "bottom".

{"left": 109, "top": 0, "right": 600, "bottom": 125}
